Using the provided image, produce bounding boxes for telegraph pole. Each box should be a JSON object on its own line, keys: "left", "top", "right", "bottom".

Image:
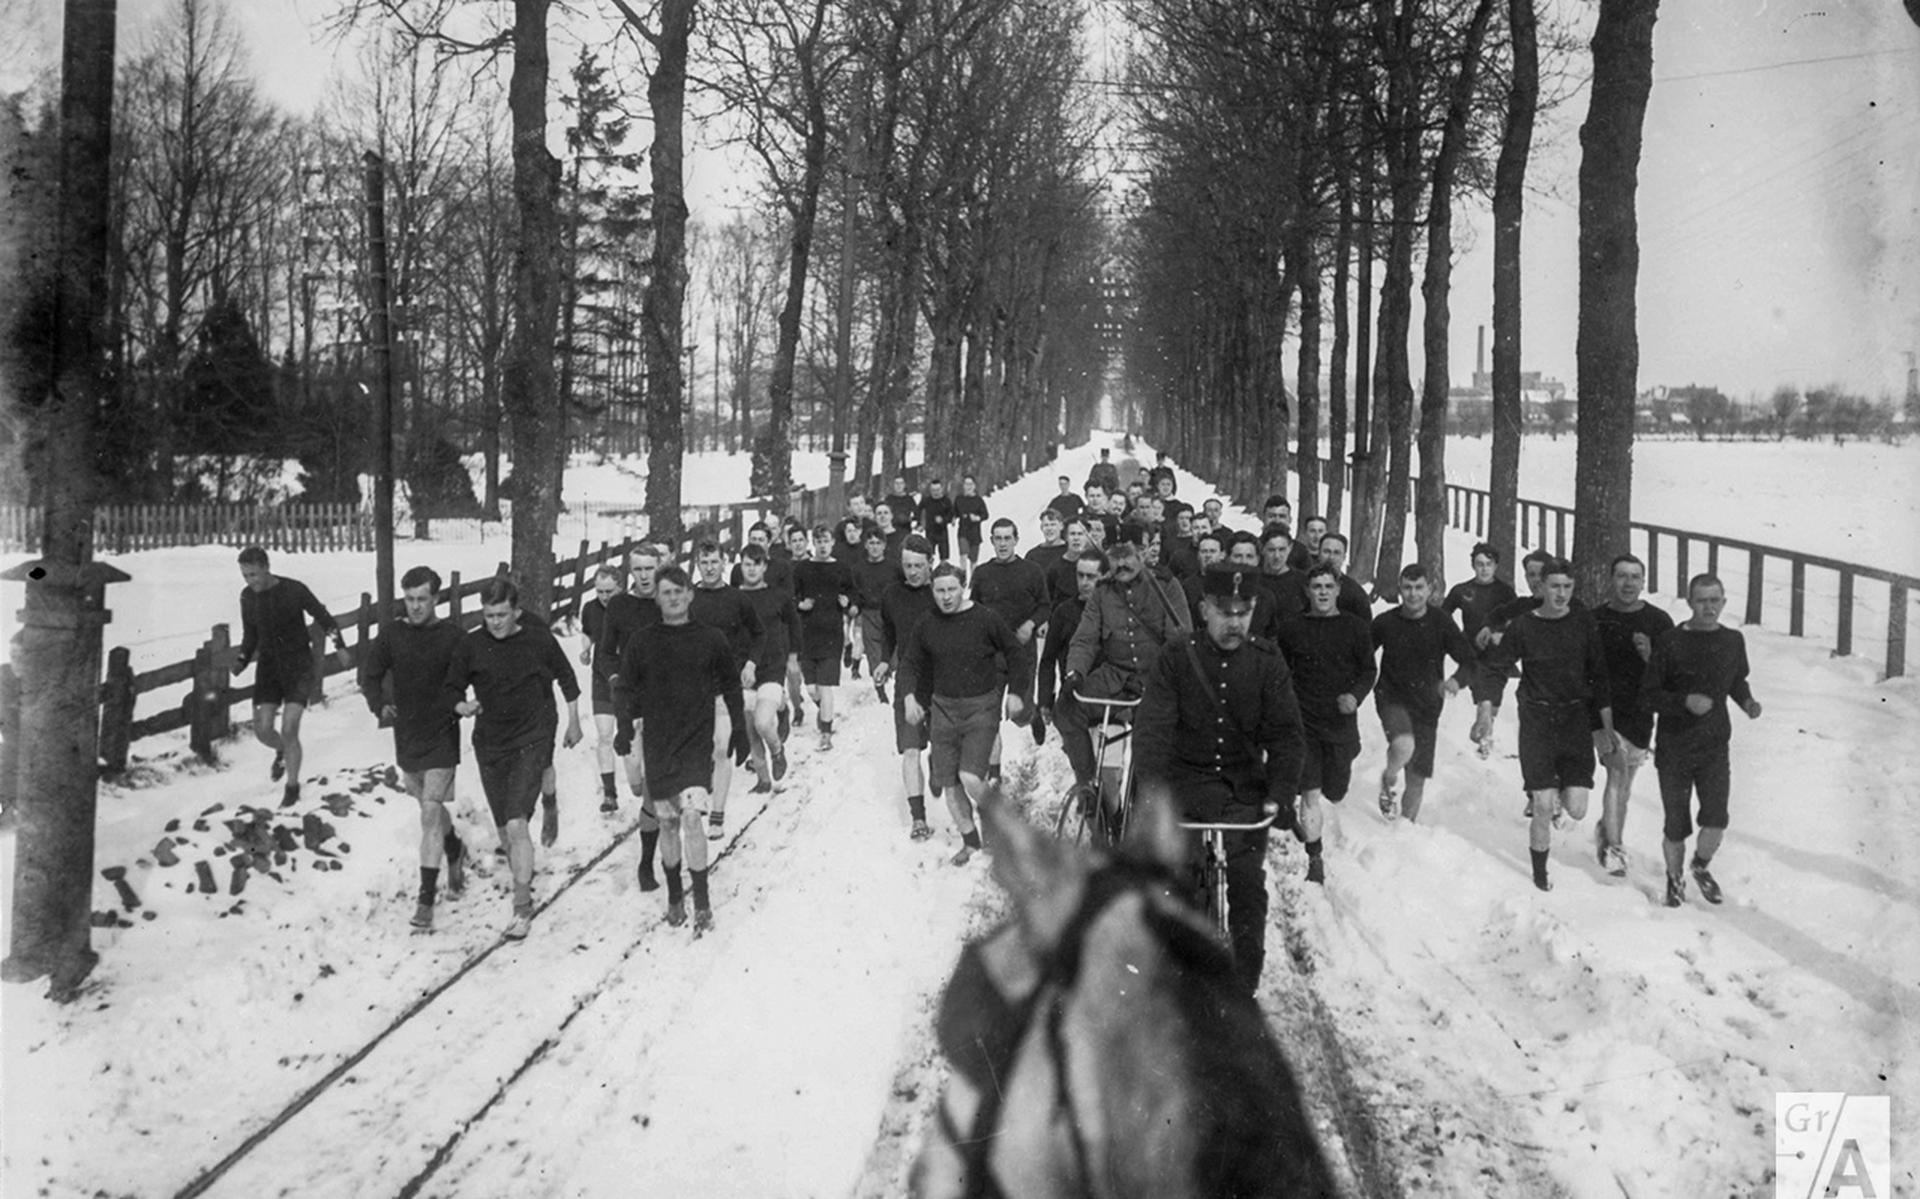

{"left": 363, "top": 151, "right": 396, "bottom": 629}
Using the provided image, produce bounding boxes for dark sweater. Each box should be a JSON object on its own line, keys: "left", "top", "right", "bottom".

{"left": 850, "top": 557, "right": 904, "bottom": 610}
{"left": 879, "top": 579, "right": 939, "bottom": 664}
{"left": 1642, "top": 624, "right": 1754, "bottom": 756}
{"left": 1370, "top": 605, "right": 1474, "bottom": 720}
{"left": 738, "top": 583, "right": 802, "bottom": 676}
{"left": 238, "top": 577, "right": 339, "bottom": 666}
{"left": 919, "top": 495, "right": 955, "bottom": 545}
{"left": 1485, "top": 607, "right": 1610, "bottom": 711}
{"left": 972, "top": 555, "right": 1052, "bottom": 634}
{"left": 581, "top": 592, "right": 653, "bottom": 683}
{"left": 901, "top": 603, "right": 1019, "bottom": 706}
{"left": 358, "top": 617, "right": 464, "bottom": 770}
{"left": 1593, "top": 602, "right": 1675, "bottom": 742}
{"left": 1444, "top": 577, "right": 1520, "bottom": 641}
{"left": 445, "top": 620, "right": 580, "bottom": 752}
{"left": 1273, "top": 611, "right": 1376, "bottom": 737}
{"left": 1038, "top": 595, "right": 1087, "bottom": 707}
{"left": 792, "top": 558, "right": 854, "bottom": 651}
{"left": 954, "top": 495, "right": 990, "bottom": 547}
{"left": 690, "top": 583, "right": 765, "bottom": 677}
{"left": 616, "top": 620, "right": 746, "bottom": 797}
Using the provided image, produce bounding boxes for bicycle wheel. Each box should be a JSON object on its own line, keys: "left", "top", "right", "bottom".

{"left": 1053, "top": 785, "right": 1094, "bottom": 847}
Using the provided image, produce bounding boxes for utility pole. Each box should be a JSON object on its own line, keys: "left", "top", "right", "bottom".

{"left": 0, "top": 0, "right": 130, "bottom": 1001}
{"left": 362, "top": 151, "right": 397, "bottom": 631}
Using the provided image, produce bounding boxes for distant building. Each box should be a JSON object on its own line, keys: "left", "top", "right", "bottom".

{"left": 1446, "top": 325, "right": 1572, "bottom": 431}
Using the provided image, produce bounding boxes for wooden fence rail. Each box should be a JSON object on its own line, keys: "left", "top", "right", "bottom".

{"left": 1, "top": 503, "right": 374, "bottom": 555}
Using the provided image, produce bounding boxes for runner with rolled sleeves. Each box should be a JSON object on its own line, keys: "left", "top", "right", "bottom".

{"left": 794, "top": 524, "right": 855, "bottom": 751}
{"left": 614, "top": 565, "right": 749, "bottom": 931}
{"left": 969, "top": 517, "right": 1051, "bottom": 778}
{"left": 1641, "top": 573, "right": 1760, "bottom": 908}
{"left": 1592, "top": 553, "right": 1673, "bottom": 876}
{"left": 875, "top": 537, "right": 942, "bottom": 839}
{"left": 1370, "top": 564, "right": 1475, "bottom": 824}
{"left": 358, "top": 565, "right": 468, "bottom": 932}
{"left": 690, "top": 541, "right": 767, "bottom": 837}
{"left": 1443, "top": 542, "right": 1520, "bottom": 758}
{"left": 1134, "top": 566, "right": 1306, "bottom": 994}
{"left": 1272, "top": 562, "right": 1376, "bottom": 884}
{"left": 1484, "top": 556, "right": 1617, "bottom": 893}
{"left": 578, "top": 565, "right": 653, "bottom": 813}
{"left": 899, "top": 563, "right": 1025, "bottom": 865}
{"left": 233, "top": 546, "right": 350, "bottom": 806}
{"left": 444, "top": 577, "right": 584, "bottom": 940}
{"left": 850, "top": 523, "right": 905, "bottom": 701}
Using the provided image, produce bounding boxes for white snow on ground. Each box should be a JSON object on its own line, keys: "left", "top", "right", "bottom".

{"left": 2, "top": 434, "right": 1916, "bottom": 1198}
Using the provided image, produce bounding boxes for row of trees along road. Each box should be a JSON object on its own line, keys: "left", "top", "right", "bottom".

{"left": 1125, "top": 0, "right": 1666, "bottom": 600}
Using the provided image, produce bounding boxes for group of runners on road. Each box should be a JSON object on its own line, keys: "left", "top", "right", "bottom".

{"left": 233, "top": 445, "right": 1761, "bottom": 971}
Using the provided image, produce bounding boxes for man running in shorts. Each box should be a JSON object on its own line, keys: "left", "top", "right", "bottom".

{"left": 901, "top": 563, "right": 1025, "bottom": 864}
{"left": 1592, "top": 553, "right": 1673, "bottom": 876}
{"left": 850, "top": 523, "right": 904, "bottom": 701}
{"left": 970, "top": 517, "right": 1051, "bottom": 775}
{"left": 358, "top": 565, "right": 467, "bottom": 932}
{"left": 1641, "top": 573, "right": 1761, "bottom": 908}
{"left": 954, "top": 475, "right": 990, "bottom": 579}
{"left": 690, "top": 541, "right": 766, "bottom": 837}
{"left": 736, "top": 544, "right": 803, "bottom": 791}
{"left": 233, "top": 546, "right": 349, "bottom": 806}
{"left": 1370, "top": 564, "right": 1473, "bottom": 823}
{"left": 793, "top": 524, "right": 855, "bottom": 750}
{"left": 1442, "top": 542, "right": 1520, "bottom": 758}
{"left": 579, "top": 565, "right": 653, "bottom": 813}
{"left": 1273, "top": 562, "right": 1376, "bottom": 883}
{"left": 445, "top": 578, "right": 583, "bottom": 939}
{"left": 615, "top": 565, "right": 749, "bottom": 931}
{"left": 875, "top": 536, "right": 941, "bottom": 839}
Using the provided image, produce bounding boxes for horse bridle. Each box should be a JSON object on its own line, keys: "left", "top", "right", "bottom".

{"left": 942, "top": 860, "right": 1192, "bottom": 1199}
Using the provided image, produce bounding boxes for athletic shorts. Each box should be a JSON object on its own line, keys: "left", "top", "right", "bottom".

{"left": 590, "top": 672, "right": 617, "bottom": 716}
{"left": 928, "top": 691, "right": 1002, "bottom": 790}
{"left": 1656, "top": 741, "right": 1731, "bottom": 841}
{"left": 1467, "top": 660, "right": 1509, "bottom": 708}
{"left": 1517, "top": 700, "right": 1595, "bottom": 792}
{"left": 253, "top": 657, "right": 316, "bottom": 708}
{"left": 652, "top": 785, "right": 712, "bottom": 817}
{"left": 801, "top": 652, "right": 842, "bottom": 687}
{"left": 894, "top": 686, "right": 930, "bottom": 754}
{"left": 1004, "top": 638, "right": 1037, "bottom": 708}
{"left": 401, "top": 766, "right": 456, "bottom": 805}
{"left": 1377, "top": 701, "right": 1437, "bottom": 779}
{"left": 748, "top": 681, "right": 786, "bottom": 708}
{"left": 1299, "top": 733, "right": 1357, "bottom": 802}
{"left": 860, "top": 610, "right": 886, "bottom": 668}
{"left": 474, "top": 739, "right": 553, "bottom": 826}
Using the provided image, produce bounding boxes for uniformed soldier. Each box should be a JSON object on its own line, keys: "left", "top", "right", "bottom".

{"left": 1133, "top": 567, "right": 1306, "bottom": 995}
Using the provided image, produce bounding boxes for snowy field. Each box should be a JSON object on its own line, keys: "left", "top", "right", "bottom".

{"left": 1, "top": 435, "right": 1915, "bottom": 1198}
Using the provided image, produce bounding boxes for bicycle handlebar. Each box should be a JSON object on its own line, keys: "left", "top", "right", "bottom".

{"left": 1178, "top": 812, "right": 1279, "bottom": 833}
{"left": 1071, "top": 690, "right": 1142, "bottom": 710}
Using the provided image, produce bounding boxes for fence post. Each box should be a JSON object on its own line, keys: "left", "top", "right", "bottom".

{"left": 208, "top": 623, "right": 234, "bottom": 741}
{"left": 1646, "top": 530, "right": 1660, "bottom": 596}
{"left": 357, "top": 592, "right": 374, "bottom": 661}
{"left": 0, "top": 662, "right": 19, "bottom": 811}
{"left": 1707, "top": 539, "right": 1720, "bottom": 582}
{"left": 1745, "top": 549, "right": 1765, "bottom": 626}
{"left": 97, "top": 646, "right": 135, "bottom": 776}
{"left": 1887, "top": 583, "right": 1908, "bottom": 680}
{"left": 1836, "top": 570, "right": 1854, "bottom": 658}
{"left": 1553, "top": 510, "right": 1567, "bottom": 557}
{"left": 1789, "top": 558, "right": 1806, "bottom": 638}
{"left": 448, "top": 570, "right": 464, "bottom": 628}
{"left": 1676, "top": 535, "right": 1689, "bottom": 598}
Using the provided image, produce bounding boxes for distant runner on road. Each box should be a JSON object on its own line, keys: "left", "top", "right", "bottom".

{"left": 232, "top": 545, "right": 349, "bottom": 807}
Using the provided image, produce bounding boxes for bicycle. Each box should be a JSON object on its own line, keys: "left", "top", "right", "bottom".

{"left": 1178, "top": 808, "right": 1279, "bottom": 941}
{"left": 1052, "top": 691, "right": 1142, "bottom": 847}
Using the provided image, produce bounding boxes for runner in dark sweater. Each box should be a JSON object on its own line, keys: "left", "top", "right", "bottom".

{"left": 1484, "top": 556, "right": 1616, "bottom": 893}
{"left": 737, "top": 545, "right": 804, "bottom": 793}
{"left": 233, "top": 546, "right": 348, "bottom": 805}
{"left": 875, "top": 500, "right": 910, "bottom": 562}
{"left": 445, "top": 577, "right": 583, "bottom": 940}
{"left": 919, "top": 477, "right": 956, "bottom": 562}
{"left": 728, "top": 522, "right": 794, "bottom": 593}
{"left": 614, "top": 565, "right": 749, "bottom": 932}
{"left": 1040, "top": 517, "right": 1089, "bottom": 605}
{"left": 579, "top": 565, "right": 652, "bottom": 813}
{"left": 358, "top": 565, "right": 468, "bottom": 932}
{"left": 1273, "top": 563, "right": 1377, "bottom": 884}
{"left": 953, "top": 476, "right": 990, "bottom": 580}
{"left": 1038, "top": 549, "right": 1103, "bottom": 723}
{"left": 1370, "top": 564, "right": 1474, "bottom": 823}
{"left": 1314, "top": 533, "right": 1375, "bottom": 619}
{"left": 1045, "top": 475, "right": 1084, "bottom": 522}
{"left": 901, "top": 563, "right": 1024, "bottom": 864}
{"left": 1591, "top": 553, "right": 1675, "bottom": 877}
{"left": 874, "top": 536, "right": 942, "bottom": 838}
{"left": 794, "top": 525, "right": 855, "bottom": 750}
{"left": 691, "top": 541, "right": 766, "bottom": 837}
{"left": 971, "top": 518, "right": 1051, "bottom": 718}
{"left": 1443, "top": 542, "right": 1521, "bottom": 759}
{"left": 1641, "top": 572, "right": 1760, "bottom": 908}
{"left": 850, "top": 524, "right": 905, "bottom": 699}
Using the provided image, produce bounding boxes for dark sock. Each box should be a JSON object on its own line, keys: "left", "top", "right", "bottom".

{"left": 987, "top": 763, "right": 1002, "bottom": 783}
{"left": 639, "top": 829, "right": 659, "bottom": 873}
{"left": 443, "top": 831, "right": 464, "bottom": 863}
{"left": 690, "top": 868, "right": 710, "bottom": 910}
{"left": 1530, "top": 848, "right": 1550, "bottom": 884}
{"left": 1304, "top": 838, "right": 1323, "bottom": 859}
{"left": 665, "top": 865, "right": 684, "bottom": 906}
{"left": 541, "top": 791, "right": 556, "bottom": 809}
{"left": 419, "top": 866, "right": 439, "bottom": 906}
{"left": 600, "top": 771, "right": 616, "bottom": 798}
{"left": 907, "top": 794, "right": 927, "bottom": 822}
{"left": 1691, "top": 853, "right": 1712, "bottom": 869}
{"left": 820, "top": 719, "right": 833, "bottom": 734}
{"left": 963, "top": 829, "right": 983, "bottom": 850}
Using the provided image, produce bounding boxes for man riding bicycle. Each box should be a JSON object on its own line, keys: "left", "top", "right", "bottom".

{"left": 1133, "top": 567, "right": 1306, "bottom": 995}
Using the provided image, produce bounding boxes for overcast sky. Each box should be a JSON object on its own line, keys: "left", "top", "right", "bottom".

{"left": 9, "top": 0, "right": 1918, "bottom": 402}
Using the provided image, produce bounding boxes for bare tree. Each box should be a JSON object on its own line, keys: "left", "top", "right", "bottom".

{"left": 1487, "top": 0, "right": 1538, "bottom": 583}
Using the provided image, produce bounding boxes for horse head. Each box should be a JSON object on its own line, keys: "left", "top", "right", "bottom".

{"left": 911, "top": 785, "right": 1339, "bottom": 1199}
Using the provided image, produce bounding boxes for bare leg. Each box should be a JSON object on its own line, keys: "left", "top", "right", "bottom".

{"left": 1693, "top": 825, "right": 1725, "bottom": 865}
{"left": 279, "top": 703, "right": 308, "bottom": 783}
{"left": 1528, "top": 789, "right": 1559, "bottom": 853}
{"left": 680, "top": 800, "right": 710, "bottom": 872}
{"left": 1381, "top": 734, "right": 1414, "bottom": 793}
{"left": 502, "top": 817, "right": 535, "bottom": 910}
{"left": 1600, "top": 752, "right": 1639, "bottom": 849}
{"left": 1401, "top": 771, "right": 1430, "bottom": 822}
{"left": 1297, "top": 788, "right": 1325, "bottom": 842}
{"left": 253, "top": 704, "right": 285, "bottom": 753}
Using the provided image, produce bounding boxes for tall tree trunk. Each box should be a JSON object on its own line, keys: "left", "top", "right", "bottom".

{"left": 1490, "top": 0, "right": 1538, "bottom": 583}
{"left": 1573, "top": 0, "right": 1659, "bottom": 601}
{"left": 642, "top": 0, "right": 693, "bottom": 544}
{"left": 504, "top": 0, "right": 562, "bottom": 616}
{"left": 1327, "top": 183, "right": 1352, "bottom": 533}
{"left": 1415, "top": 0, "right": 1496, "bottom": 584}
{"left": 766, "top": 89, "right": 829, "bottom": 516}
{"left": 3, "top": 0, "right": 120, "bottom": 999}
{"left": 1349, "top": 160, "right": 1383, "bottom": 586}
{"left": 1373, "top": 44, "right": 1421, "bottom": 587}
{"left": 1294, "top": 235, "right": 1323, "bottom": 520}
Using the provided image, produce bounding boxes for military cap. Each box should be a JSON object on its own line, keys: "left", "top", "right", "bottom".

{"left": 1201, "top": 566, "right": 1255, "bottom": 611}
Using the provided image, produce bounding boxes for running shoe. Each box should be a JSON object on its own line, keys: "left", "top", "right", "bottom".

{"left": 636, "top": 863, "right": 659, "bottom": 892}
{"left": 270, "top": 751, "right": 286, "bottom": 782}
{"left": 445, "top": 838, "right": 467, "bottom": 896}
{"left": 665, "top": 900, "right": 688, "bottom": 927}
{"left": 600, "top": 793, "right": 619, "bottom": 814}
{"left": 910, "top": 819, "right": 934, "bottom": 841}
{"left": 504, "top": 910, "right": 532, "bottom": 940}
{"left": 1604, "top": 845, "right": 1629, "bottom": 877}
{"left": 707, "top": 811, "right": 725, "bottom": 839}
{"left": 541, "top": 800, "right": 559, "bottom": 847}
{"left": 949, "top": 845, "right": 974, "bottom": 867}
{"left": 1306, "top": 858, "right": 1325, "bottom": 885}
{"left": 750, "top": 778, "right": 773, "bottom": 795}
{"left": 772, "top": 748, "right": 788, "bottom": 781}
{"left": 1378, "top": 782, "right": 1399, "bottom": 821}
{"left": 1690, "top": 858, "right": 1723, "bottom": 905}
{"left": 1533, "top": 871, "right": 1553, "bottom": 893}
{"left": 875, "top": 682, "right": 889, "bottom": 704}
{"left": 693, "top": 907, "right": 714, "bottom": 934}
{"left": 818, "top": 729, "right": 833, "bottom": 752}
{"left": 1664, "top": 875, "right": 1686, "bottom": 908}
{"left": 410, "top": 902, "right": 434, "bottom": 933}
{"left": 1476, "top": 738, "right": 1492, "bottom": 761}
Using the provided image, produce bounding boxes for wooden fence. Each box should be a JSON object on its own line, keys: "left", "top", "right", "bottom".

{"left": 1, "top": 503, "right": 374, "bottom": 555}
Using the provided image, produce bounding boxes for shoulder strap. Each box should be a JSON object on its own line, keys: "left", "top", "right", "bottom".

{"left": 1146, "top": 569, "right": 1193, "bottom": 636}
